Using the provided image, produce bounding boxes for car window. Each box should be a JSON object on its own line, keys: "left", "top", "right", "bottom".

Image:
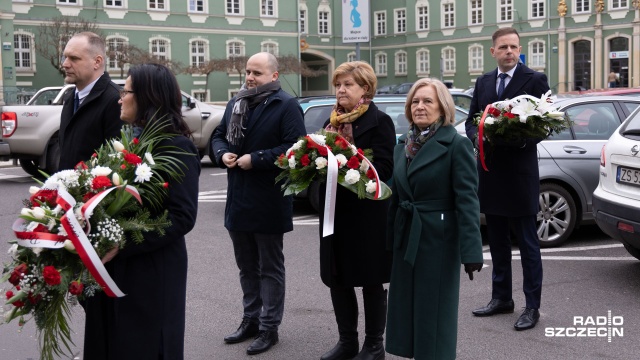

{"left": 304, "top": 105, "right": 333, "bottom": 133}
{"left": 30, "top": 89, "right": 60, "bottom": 105}
{"left": 556, "top": 103, "right": 619, "bottom": 141}
{"left": 622, "top": 101, "right": 640, "bottom": 114}
{"left": 451, "top": 94, "right": 471, "bottom": 111}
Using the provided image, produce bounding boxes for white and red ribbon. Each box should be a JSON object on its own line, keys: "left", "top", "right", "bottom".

{"left": 13, "top": 218, "right": 67, "bottom": 248}
{"left": 323, "top": 149, "right": 338, "bottom": 237}
{"left": 478, "top": 104, "right": 491, "bottom": 172}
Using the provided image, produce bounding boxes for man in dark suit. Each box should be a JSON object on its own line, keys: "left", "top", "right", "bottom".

{"left": 465, "top": 27, "right": 549, "bottom": 331}
{"left": 59, "top": 31, "right": 123, "bottom": 171}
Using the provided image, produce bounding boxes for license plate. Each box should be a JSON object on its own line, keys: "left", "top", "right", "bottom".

{"left": 617, "top": 166, "right": 640, "bottom": 186}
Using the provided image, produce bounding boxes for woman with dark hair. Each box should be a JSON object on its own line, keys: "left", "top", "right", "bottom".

{"left": 83, "top": 63, "right": 200, "bottom": 360}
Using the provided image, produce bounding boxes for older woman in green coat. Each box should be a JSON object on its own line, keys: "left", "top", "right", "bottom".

{"left": 386, "top": 78, "right": 484, "bottom": 360}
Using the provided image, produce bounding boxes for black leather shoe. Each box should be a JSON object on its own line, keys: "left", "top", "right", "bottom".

{"left": 247, "top": 330, "right": 279, "bottom": 355}
{"left": 224, "top": 318, "right": 259, "bottom": 344}
{"left": 320, "top": 340, "right": 359, "bottom": 360}
{"left": 514, "top": 308, "right": 540, "bottom": 331}
{"left": 472, "top": 299, "right": 515, "bottom": 317}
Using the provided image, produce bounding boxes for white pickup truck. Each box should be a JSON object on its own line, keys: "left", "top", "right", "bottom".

{"left": 1, "top": 82, "right": 224, "bottom": 176}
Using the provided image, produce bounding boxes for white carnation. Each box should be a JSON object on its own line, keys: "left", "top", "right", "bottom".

{"left": 335, "top": 154, "right": 348, "bottom": 168}
{"left": 365, "top": 180, "right": 377, "bottom": 194}
{"left": 134, "top": 163, "right": 153, "bottom": 183}
{"left": 315, "top": 157, "right": 328, "bottom": 169}
{"left": 90, "top": 166, "right": 112, "bottom": 177}
{"left": 484, "top": 117, "right": 496, "bottom": 125}
{"left": 344, "top": 169, "right": 361, "bottom": 184}
{"left": 288, "top": 156, "right": 296, "bottom": 169}
{"left": 292, "top": 139, "right": 305, "bottom": 151}
{"left": 359, "top": 160, "right": 370, "bottom": 172}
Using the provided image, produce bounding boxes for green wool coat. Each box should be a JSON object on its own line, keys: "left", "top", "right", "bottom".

{"left": 385, "top": 125, "right": 484, "bottom": 360}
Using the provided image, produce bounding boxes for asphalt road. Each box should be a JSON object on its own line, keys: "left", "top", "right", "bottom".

{"left": 1, "top": 159, "right": 639, "bottom": 360}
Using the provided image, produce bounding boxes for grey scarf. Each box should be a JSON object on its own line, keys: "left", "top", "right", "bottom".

{"left": 226, "top": 80, "right": 281, "bottom": 145}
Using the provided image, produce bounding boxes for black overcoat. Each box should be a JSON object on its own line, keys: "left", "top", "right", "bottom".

{"left": 318, "top": 102, "right": 396, "bottom": 287}
{"left": 211, "top": 88, "right": 306, "bottom": 234}
{"left": 83, "top": 136, "right": 200, "bottom": 360}
{"left": 464, "top": 64, "right": 550, "bottom": 216}
{"left": 59, "top": 72, "right": 124, "bottom": 171}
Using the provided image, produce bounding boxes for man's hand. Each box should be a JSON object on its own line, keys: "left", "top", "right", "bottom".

{"left": 464, "top": 263, "right": 483, "bottom": 280}
{"left": 222, "top": 152, "right": 238, "bottom": 168}
{"left": 236, "top": 154, "right": 253, "bottom": 170}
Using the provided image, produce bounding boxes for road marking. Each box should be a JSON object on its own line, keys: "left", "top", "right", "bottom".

{"left": 199, "top": 190, "right": 227, "bottom": 202}
{"left": 210, "top": 173, "right": 227, "bottom": 176}
{"left": 481, "top": 243, "right": 635, "bottom": 261}
{"left": 294, "top": 215, "right": 319, "bottom": 225}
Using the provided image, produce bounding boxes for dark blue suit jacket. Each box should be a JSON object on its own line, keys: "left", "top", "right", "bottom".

{"left": 465, "top": 64, "right": 549, "bottom": 216}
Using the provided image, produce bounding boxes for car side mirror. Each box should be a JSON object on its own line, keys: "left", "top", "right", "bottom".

{"left": 187, "top": 97, "right": 197, "bottom": 109}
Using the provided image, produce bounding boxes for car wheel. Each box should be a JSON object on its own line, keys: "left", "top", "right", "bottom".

{"left": 537, "top": 183, "right": 577, "bottom": 248}
{"left": 308, "top": 181, "right": 321, "bottom": 213}
{"left": 623, "top": 244, "right": 640, "bottom": 260}
{"left": 19, "top": 159, "right": 43, "bottom": 177}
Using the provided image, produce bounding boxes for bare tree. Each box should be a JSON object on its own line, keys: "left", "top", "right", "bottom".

{"left": 34, "top": 16, "right": 101, "bottom": 77}
{"left": 107, "top": 43, "right": 184, "bottom": 78}
{"left": 184, "top": 56, "right": 247, "bottom": 96}
{"left": 277, "top": 54, "right": 327, "bottom": 78}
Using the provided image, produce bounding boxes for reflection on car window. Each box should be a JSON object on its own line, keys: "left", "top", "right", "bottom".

{"left": 30, "top": 90, "right": 59, "bottom": 105}
{"left": 304, "top": 106, "right": 333, "bottom": 133}
{"left": 622, "top": 102, "right": 640, "bottom": 115}
{"left": 452, "top": 95, "right": 471, "bottom": 111}
{"left": 557, "top": 103, "right": 619, "bottom": 141}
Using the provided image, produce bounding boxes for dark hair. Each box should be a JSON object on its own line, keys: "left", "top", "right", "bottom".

{"left": 492, "top": 27, "right": 520, "bottom": 44}
{"left": 127, "top": 63, "right": 190, "bottom": 136}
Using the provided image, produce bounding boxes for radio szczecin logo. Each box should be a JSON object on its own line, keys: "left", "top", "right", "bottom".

{"left": 545, "top": 310, "right": 623, "bottom": 342}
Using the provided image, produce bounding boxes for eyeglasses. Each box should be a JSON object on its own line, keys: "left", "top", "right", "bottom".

{"left": 119, "top": 89, "right": 134, "bottom": 99}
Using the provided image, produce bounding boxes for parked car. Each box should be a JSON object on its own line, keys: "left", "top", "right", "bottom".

{"left": 376, "top": 84, "right": 397, "bottom": 94}
{"left": 457, "top": 95, "right": 640, "bottom": 247}
{"left": 593, "top": 108, "right": 640, "bottom": 260}
{"left": 1, "top": 81, "right": 224, "bottom": 176}
{"left": 389, "top": 83, "right": 414, "bottom": 94}
{"left": 557, "top": 87, "right": 640, "bottom": 98}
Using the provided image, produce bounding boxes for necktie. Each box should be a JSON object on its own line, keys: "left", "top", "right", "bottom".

{"left": 497, "top": 73, "right": 508, "bottom": 99}
{"left": 74, "top": 92, "right": 80, "bottom": 113}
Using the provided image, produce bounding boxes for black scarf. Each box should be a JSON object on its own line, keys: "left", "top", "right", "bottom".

{"left": 405, "top": 117, "right": 443, "bottom": 165}
{"left": 226, "top": 80, "right": 281, "bottom": 145}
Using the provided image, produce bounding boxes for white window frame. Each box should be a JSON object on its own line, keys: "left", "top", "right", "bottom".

{"left": 530, "top": 0, "right": 545, "bottom": 19}
{"left": 394, "top": 8, "right": 406, "bottom": 34}
{"left": 416, "top": 49, "right": 430, "bottom": 76}
{"left": 14, "top": 32, "right": 35, "bottom": 72}
{"left": 610, "top": 0, "right": 628, "bottom": 10}
{"left": 498, "top": 0, "right": 513, "bottom": 22}
{"left": 150, "top": 37, "right": 171, "bottom": 61}
{"left": 104, "top": 0, "right": 125, "bottom": 8}
{"left": 299, "top": 6, "right": 307, "bottom": 34}
{"left": 468, "top": 44, "right": 483, "bottom": 72}
{"left": 106, "top": 36, "right": 128, "bottom": 72}
{"left": 375, "top": 52, "right": 387, "bottom": 77}
{"left": 395, "top": 51, "right": 407, "bottom": 75}
{"left": 148, "top": 0, "right": 168, "bottom": 11}
{"left": 416, "top": 3, "right": 429, "bottom": 31}
{"left": 529, "top": 40, "right": 546, "bottom": 69}
{"left": 226, "top": 0, "right": 243, "bottom": 15}
{"left": 470, "top": 0, "right": 483, "bottom": 25}
{"left": 260, "top": 0, "right": 277, "bottom": 17}
{"left": 442, "top": 2, "right": 455, "bottom": 28}
{"left": 374, "top": 11, "right": 387, "bottom": 36}
{"left": 347, "top": 52, "right": 356, "bottom": 62}
{"left": 192, "top": 90, "right": 209, "bottom": 102}
{"left": 226, "top": 39, "right": 245, "bottom": 59}
{"left": 188, "top": 0, "right": 207, "bottom": 13}
{"left": 261, "top": 41, "right": 279, "bottom": 56}
{"left": 318, "top": 8, "right": 331, "bottom": 35}
{"left": 57, "top": 0, "right": 80, "bottom": 4}
{"left": 442, "top": 47, "right": 456, "bottom": 75}
{"left": 574, "top": 0, "right": 591, "bottom": 13}
{"left": 190, "top": 39, "right": 209, "bottom": 68}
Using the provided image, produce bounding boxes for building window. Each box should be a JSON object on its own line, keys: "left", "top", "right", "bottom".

{"left": 226, "top": 0, "right": 241, "bottom": 15}
{"left": 261, "top": 41, "right": 278, "bottom": 56}
{"left": 575, "top": 0, "right": 590, "bottom": 13}
{"left": 193, "top": 90, "right": 208, "bottom": 102}
{"left": 105, "top": 0, "right": 123, "bottom": 7}
{"left": 416, "top": 5, "right": 428, "bottom": 31}
{"left": 188, "top": 0, "right": 205, "bottom": 13}
{"left": 374, "top": 11, "right": 386, "bottom": 36}
{"left": 107, "top": 37, "right": 127, "bottom": 71}
{"left": 318, "top": 11, "right": 330, "bottom": 35}
{"left": 14, "top": 33, "right": 33, "bottom": 70}
{"left": 395, "top": 9, "right": 406, "bottom": 34}
{"left": 57, "top": 0, "right": 78, "bottom": 3}
{"left": 149, "top": 0, "right": 165, "bottom": 9}
{"left": 151, "top": 38, "right": 169, "bottom": 61}
{"left": 442, "top": 47, "right": 456, "bottom": 73}
{"left": 470, "top": 0, "right": 483, "bottom": 25}
{"left": 611, "top": 0, "right": 628, "bottom": 9}
{"left": 347, "top": 52, "right": 356, "bottom": 62}
{"left": 416, "top": 49, "right": 430, "bottom": 75}
{"left": 395, "top": 51, "right": 407, "bottom": 75}
{"left": 530, "top": 41, "right": 545, "bottom": 68}
{"left": 375, "top": 53, "right": 387, "bottom": 76}
{"left": 190, "top": 40, "right": 207, "bottom": 67}
{"left": 531, "top": 0, "right": 544, "bottom": 18}
{"left": 499, "top": 0, "right": 513, "bottom": 21}
{"left": 261, "top": 0, "right": 275, "bottom": 16}
{"left": 300, "top": 9, "right": 307, "bottom": 33}
{"left": 469, "top": 45, "right": 483, "bottom": 71}
{"left": 443, "top": 2, "right": 455, "bottom": 28}
{"left": 227, "top": 40, "right": 245, "bottom": 58}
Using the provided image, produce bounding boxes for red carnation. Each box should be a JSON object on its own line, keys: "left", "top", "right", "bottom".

{"left": 30, "top": 189, "right": 58, "bottom": 207}
{"left": 5, "top": 290, "right": 14, "bottom": 300}
{"left": 9, "top": 263, "right": 28, "bottom": 286}
{"left": 75, "top": 161, "right": 88, "bottom": 170}
{"left": 42, "top": 266, "right": 61, "bottom": 286}
{"left": 91, "top": 175, "right": 112, "bottom": 190}
{"left": 278, "top": 154, "right": 286, "bottom": 166}
{"left": 334, "top": 137, "right": 349, "bottom": 149}
{"left": 367, "top": 168, "right": 376, "bottom": 180}
{"left": 505, "top": 112, "right": 516, "bottom": 119}
{"left": 124, "top": 153, "right": 142, "bottom": 165}
{"left": 92, "top": 153, "right": 98, "bottom": 158}
{"left": 347, "top": 156, "right": 360, "bottom": 169}
{"left": 133, "top": 138, "right": 140, "bottom": 145}
{"left": 300, "top": 154, "right": 311, "bottom": 166}
{"left": 317, "top": 146, "right": 328, "bottom": 157}
{"left": 488, "top": 107, "right": 501, "bottom": 117}
{"left": 68, "top": 281, "right": 84, "bottom": 296}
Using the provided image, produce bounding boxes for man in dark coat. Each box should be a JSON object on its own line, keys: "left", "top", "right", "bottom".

{"left": 211, "top": 52, "right": 306, "bottom": 355}
{"left": 59, "top": 31, "right": 123, "bottom": 171}
{"left": 465, "top": 27, "right": 549, "bottom": 331}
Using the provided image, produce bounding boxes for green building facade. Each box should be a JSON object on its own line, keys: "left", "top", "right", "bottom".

{"left": 1, "top": 0, "right": 639, "bottom": 104}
